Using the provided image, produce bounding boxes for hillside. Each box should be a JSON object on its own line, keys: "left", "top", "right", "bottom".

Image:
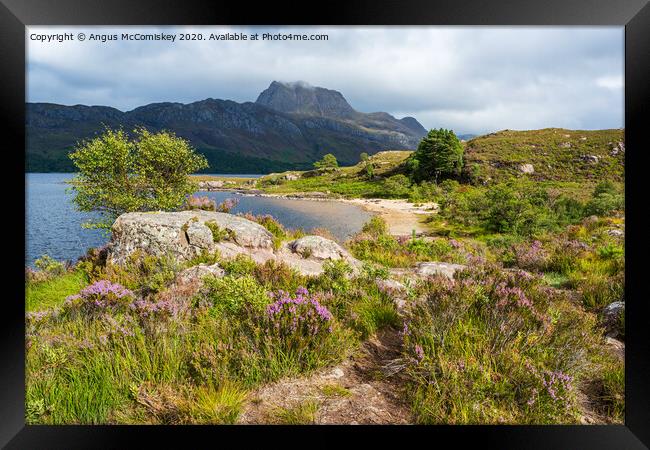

{"left": 26, "top": 81, "right": 426, "bottom": 173}
{"left": 462, "top": 128, "right": 625, "bottom": 184}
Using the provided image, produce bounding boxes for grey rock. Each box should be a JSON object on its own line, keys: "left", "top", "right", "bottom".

{"left": 519, "top": 163, "right": 535, "bottom": 174}
{"left": 109, "top": 210, "right": 273, "bottom": 265}
{"left": 290, "top": 235, "right": 349, "bottom": 260}
{"left": 278, "top": 235, "right": 362, "bottom": 276}
{"left": 416, "top": 261, "right": 467, "bottom": 279}
{"left": 185, "top": 220, "right": 214, "bottom": 249}
{"left": 607, "top": 229, "right": 624, "bottom": 237}
{"left": 580, "top": 154, "right": 600, "bottom": 164}
{"left": 375, "top": 278, "right": 407, "bottom": 294}
{"left": 602, "top": 301, "right": 625, "bottom": 338}
{"left": 176, "top": 263, "right": 225, "bottom": 285}
{"left": 198, "top": 180, "right": 225, "bottom": 190}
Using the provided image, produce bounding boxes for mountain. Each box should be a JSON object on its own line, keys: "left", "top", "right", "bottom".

{"left": 26, "top": 81, "right": 427, "bottom": 173}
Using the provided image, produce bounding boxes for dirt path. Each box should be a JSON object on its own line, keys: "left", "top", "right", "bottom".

{"left": 238, "top": 327, "right": 413, "bottom": 424}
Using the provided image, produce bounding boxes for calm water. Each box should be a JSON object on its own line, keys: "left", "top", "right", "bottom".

{"left": 25, "top": 173, "right": 372, "bottom": 267}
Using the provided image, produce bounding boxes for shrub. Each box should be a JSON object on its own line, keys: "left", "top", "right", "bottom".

{"left": 216, "top": 198, "right": 239, "bottom": 213}
{"left": 585, "top": 181, "right": 624, "bottom": 216}
{"left": 184, "top": 195, "right": 217, "bottom": 211}
{"left": 552, "top": 196, "right": 585, "bottom": 225}
{"left": 312, "top": 260, "right": 353, "bottom": 293}
{"left": 63, "top": 280, "right": 134, "bottom": 317}
{"left": 361, "top": 216, "right": 388, "bottom": 237}
{"left": 402, "top": 264, "right": 606, "bottom": 424}
{"left": 205, "top": 221, "right": 236, "bottom": 243}
{"left": 253, "top": 259, "right": 307, "bottom": 293}
{"left": 220, "top": 254, "right": 257, "bottom": 276}
{"left": 265, "top": 287, "right": 334, "bottom": 352}
{"left": 202, "top": 274, "right": 270, "bottom": 315}
{"left": 512, "top": 240, "right": 550, "bottom": 272}
{"left": 481, "top": 180, "right": 552, "bottom": 235}
{"left": 103, "top": 251, "right": 180, "bottom": 296}
{"left": 34, "top": 255, "right": 67, "bottom": 277}
{"left": 575, "top": 271, "right": 624, "bottom": 310}
{"left": 545, "top": 238, "right": 589, "bottom": 274}
{"left": 69, "top": 127, "right": 208, "bottom": 229}
{"left": 382, "top": 175, "right": 411, "bottom": 197}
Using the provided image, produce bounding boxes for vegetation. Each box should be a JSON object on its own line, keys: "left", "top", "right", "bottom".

{"left": 26, "top": 127, "right": 625, "bottom": 425}
{"left": 462, "top": 128, "right": 624, "bottom": 184}
{"left": 407, "top": 128, "right": 464, "bottom": 182}
{"left": 69, "top": 127, "right": 208, "bottom": 229}
{"left": 25, "top": 248, "right": 403, "bottom": 424}
{"left": 313, "top": 153, "right": 339, "bottom": 171}
{"left": 403, "top": 264, "right": 621, "bottom": 424}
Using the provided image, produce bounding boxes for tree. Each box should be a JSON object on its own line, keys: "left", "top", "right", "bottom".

{"left": 359, "top": 152, "right": 369, "bottom": 163}
{"left": 69, "top": 127, "right": 209, "bottom": 229}
{"left": 408, "top": 128, "right": 464, "bottom": 182}
{"left": 313, "top": 153, "right": 339, "bottom": 171}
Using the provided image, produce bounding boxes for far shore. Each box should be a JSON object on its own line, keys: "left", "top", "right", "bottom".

{"left": 196, "top": 187, "right": 438, "bottom": 236}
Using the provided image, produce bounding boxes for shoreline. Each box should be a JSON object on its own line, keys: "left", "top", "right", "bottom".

{"left": 197, "top": 188, "right": 438, "bottom": 236}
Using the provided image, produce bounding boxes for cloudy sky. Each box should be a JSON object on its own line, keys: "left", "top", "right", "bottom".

{"left": 26, "top": 26, "right": 623, "bottom": 135}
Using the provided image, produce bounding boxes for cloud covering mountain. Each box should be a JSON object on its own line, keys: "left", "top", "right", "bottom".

{"left": 27, "top": 26, "right": 623, "bottom": 135}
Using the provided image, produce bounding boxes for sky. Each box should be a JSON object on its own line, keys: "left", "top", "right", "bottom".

{"left": 26, "top": 26, "right": 624, "bottom": 135}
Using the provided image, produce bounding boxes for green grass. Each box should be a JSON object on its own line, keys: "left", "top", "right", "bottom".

{"left": 463, "top": 128, "right": 624, "bottom": 185}
{"left": 321, "top": 383, "right": 352, "bottom": 398}
{"left": 26, "top": 270, "right": 88, "bottom": 312}
{"left": 270, "top": 399, "right": 320, "bottom": 424}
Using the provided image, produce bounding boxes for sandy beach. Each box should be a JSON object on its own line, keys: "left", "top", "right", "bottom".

{"left": 235, "top": 191, "right": 438, "bottom": 236}
{"left": 340, "top": 198, "right": 437, "bottom": 236}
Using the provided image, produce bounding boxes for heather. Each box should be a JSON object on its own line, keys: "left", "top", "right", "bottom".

{"left": 25, "top": 251, "right": 390, "bottom": 424}
{"left": 26, "top": 127, "right": 625, "bottom": 425}
{"left": 402, "top": 264, "right": 622, "bottom": 424}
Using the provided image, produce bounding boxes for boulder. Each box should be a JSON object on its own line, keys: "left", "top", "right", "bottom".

{"left": 289, "top": 235, "right": 349, "bottom": 260}
{"left": 276, "top": 235, "right": 362, "bottom": 276}
{"left": 602, "top": 301, "right": 625, "bottom": 339}
{"left": 175, "top": 263, "right": 225, "bottom": 285}
{"left": 197, "top": 180, "right": 225, "bottom": 190}
{"left": 610, "top": 141, "right": 625, "bottom": 156}
{"left": 518, "top": 163, "right": 535, "bottom": 174}
{"left": 416, "top": 261, "right": 466, "bottom": 279}
{"left": 109, "top": 210, "right": 274, "bottom": 265}
{"left": 607, "top": 229, "right": 624, "bottom": 238}
{"left": 580, "top": 154, "right": 600, "bottom": 164}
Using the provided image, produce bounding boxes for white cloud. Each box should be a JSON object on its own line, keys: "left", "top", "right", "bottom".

{"left": 26, "top": 26, "right": 624, "bottom": 135}
{"left": 596, "top": 75, "right": 624, "bottom": 90}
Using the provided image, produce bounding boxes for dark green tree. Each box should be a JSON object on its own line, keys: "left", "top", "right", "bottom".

{"left": 408, "top": 128, "right": 464, "bottom": 182}
{"left": 313, "top": 153, "right": 339, "bottom": 171}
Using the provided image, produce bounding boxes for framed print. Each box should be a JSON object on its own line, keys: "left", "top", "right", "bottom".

{"left": 1, "top": 0, "right": 649, "bottom": 447}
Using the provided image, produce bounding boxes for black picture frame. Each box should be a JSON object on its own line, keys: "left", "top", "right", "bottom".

{"left": 2, "top": 0, "right": 648, "bottom": 447}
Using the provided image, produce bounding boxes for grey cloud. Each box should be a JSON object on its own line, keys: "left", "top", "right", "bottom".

{"left": 26, "top": 26, "right": 623, "bottom": 135}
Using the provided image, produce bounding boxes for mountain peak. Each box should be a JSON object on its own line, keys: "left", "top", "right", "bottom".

{"left": 255, "top": 81, "right": 357, "bottom": 119}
